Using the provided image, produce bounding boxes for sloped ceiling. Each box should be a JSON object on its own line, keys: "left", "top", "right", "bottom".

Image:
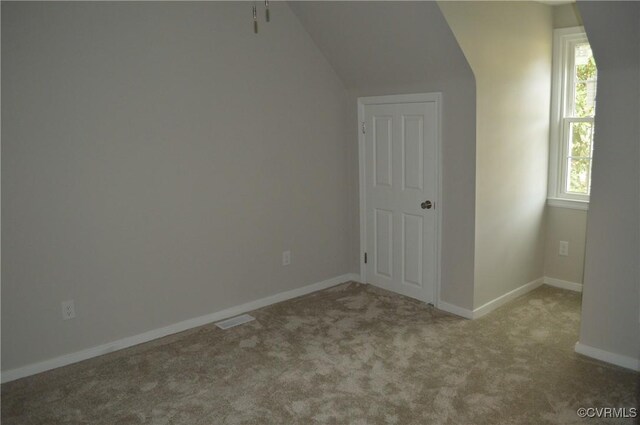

{"left": 288, "top": 1, "right": 472, "bottom": 91}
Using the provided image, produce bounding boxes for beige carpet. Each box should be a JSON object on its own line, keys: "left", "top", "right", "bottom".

{"left": 2, "top": 282, "right": 638, "bottom": 424}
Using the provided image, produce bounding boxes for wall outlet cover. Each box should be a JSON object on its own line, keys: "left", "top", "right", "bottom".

{"left": 282, "top": 250, "right": 291, "bottom": 266}
{"left": 559, "top": 241, "right": 569, "bottom": 257}
{"left": 61, "top": 300, "right": 76, "bottom": 320}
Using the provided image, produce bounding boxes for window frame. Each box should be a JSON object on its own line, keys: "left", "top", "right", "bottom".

{"left": 548, "top": 26, "right": 594, "bottom": 211}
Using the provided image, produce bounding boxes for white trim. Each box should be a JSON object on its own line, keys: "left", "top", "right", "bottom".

{"left": 435, "top": 97, "right": 443, "bottom": 309}
{"left": 547, "top": 197, "right": 589, "bottom": 211}
{"left": 346, "top": 273, "right": 362, "bottom": 284}
{"left": 357, "top": 92, "right": 442, "bottom": 305}
{"left": 436, "top": 301, "right": 474, "bottom": 319}
{"left": 549, "top": 26, "right": 594, "bottom": 204}
{"left": 438, "top": 277, "right": 544, "bottom": 320}
{"left": 0, "top": 273, "right": 360, "bottom": 384}
{"left": 358, "top": 102, "right": 367, "bottom": 283}
{"left": 543, "top": 276, "right": 583, "bottom": 292}
{"left": 359, "top": 93, "right": 442, "bottom": 105}
{"left": 473, "top": 278, "right": 544, "bottom": 319}
{"left": 575, "top": 342, "right": 640, "bottom": 371}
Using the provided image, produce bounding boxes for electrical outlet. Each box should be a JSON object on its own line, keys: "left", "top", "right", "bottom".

{"left": 282, "top": 250, "right": 291, "bottom": 266}
{"left": 61, "top": 300, "right": 76, "bottom": 320}
{"left": 559, "top": 241, "right": 569, "bottom": 257}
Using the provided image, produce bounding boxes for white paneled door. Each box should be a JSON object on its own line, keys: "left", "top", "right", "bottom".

{"left": 361, "top": 95, "right": 439, "bottom": 303}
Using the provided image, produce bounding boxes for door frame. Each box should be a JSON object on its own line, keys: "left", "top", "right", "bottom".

{"left": 357, "top": 92, "right": 442, "bottom": 305}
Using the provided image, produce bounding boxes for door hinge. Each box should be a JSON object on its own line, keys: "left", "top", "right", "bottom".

{"left": 361, "top": 121, "right": 366, "bottom": 134}
{"left": 364, "top": 252, "right": 368, "bottom": 264}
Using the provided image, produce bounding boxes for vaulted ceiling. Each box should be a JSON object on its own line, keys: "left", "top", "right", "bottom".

{"left": 288, "top": 1, "right": 472, "bottom": 91}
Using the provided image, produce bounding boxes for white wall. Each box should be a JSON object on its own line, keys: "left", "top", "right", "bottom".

{"left": 544, "top": 207, "right": 587, "bottom": 284}
{"left": 290, "top": 1, "right": 477, "bottom": 310}
{"left": 1, "top": 2, "right": 352, "bottom": 372}
{"left": 438, "top": 2, "right": 553, "bottom": 308}
{"left": 576, "top": 1, "right": 640, "bottom": 366}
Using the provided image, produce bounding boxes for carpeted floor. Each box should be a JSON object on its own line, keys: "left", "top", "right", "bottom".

{"left": 2, "top": 282, "right": 638, "bottom": 424}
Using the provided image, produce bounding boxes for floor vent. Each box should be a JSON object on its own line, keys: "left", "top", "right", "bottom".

{"left": 215, "top": 314, "right": 256, "bottom": 330}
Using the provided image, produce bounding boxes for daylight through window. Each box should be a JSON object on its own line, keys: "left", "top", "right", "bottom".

{"left": 548, "top": 27, "right": 597, "bottom": 208}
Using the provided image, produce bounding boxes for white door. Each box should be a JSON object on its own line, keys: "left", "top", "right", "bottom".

{"left": 362, "top": 97, "right": 439, "bottom": 303}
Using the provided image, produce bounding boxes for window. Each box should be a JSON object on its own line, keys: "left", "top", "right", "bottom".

{"left": 548, "top": 27, "right": 597, "bottom": 210}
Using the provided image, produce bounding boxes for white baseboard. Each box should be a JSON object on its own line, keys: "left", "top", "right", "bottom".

{"left": 575, "top": 342, "right": 640, "bottom": 371}
{"left": 472, "top": 277, "right": 544, "bottom": 319}
{"left": 1, "top": 273, "right": 360, "bottom": 384}
{"left": 436, "top": 300, "right": 474, "bottom": 319}
{"left": 437, "top": 278, "right": 545, "bottom": 320}
{"left": 543, "top": 276, "right": 582, "bottom": 292}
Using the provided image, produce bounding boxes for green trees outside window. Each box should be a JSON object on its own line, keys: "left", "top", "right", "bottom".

{"left": 567, "top": 43, "right": 597, "bottom": 194}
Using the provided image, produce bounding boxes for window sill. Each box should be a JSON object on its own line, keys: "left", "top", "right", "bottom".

{"left": 547, "top": 198, "right": 589, "bottom": 211}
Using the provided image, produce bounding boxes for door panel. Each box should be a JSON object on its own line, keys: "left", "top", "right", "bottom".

{"left": 364, "top": 100, "right": 438, "bottom": 303}
{"left": 374, "top": 116, "right": 393, "bottom": 188}
{"left": 402, "top": 115, "right": 423, "bottom": 191}
{"left": 402, "top": 213, "right": 423, "bottom": 287}
{"left": 374, "top": 208, "right": 393, "bottom": 279}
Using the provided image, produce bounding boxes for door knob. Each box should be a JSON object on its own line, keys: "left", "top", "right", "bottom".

{"left": 421, "top": 200, "right": 433, "bottom": 210}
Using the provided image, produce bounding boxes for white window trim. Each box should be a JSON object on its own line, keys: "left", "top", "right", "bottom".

{"left": 547, "top": 197, "right": 589, "bottom": 211}
{"left": 548, "top": 26, "right": 591, "bottom": 211}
